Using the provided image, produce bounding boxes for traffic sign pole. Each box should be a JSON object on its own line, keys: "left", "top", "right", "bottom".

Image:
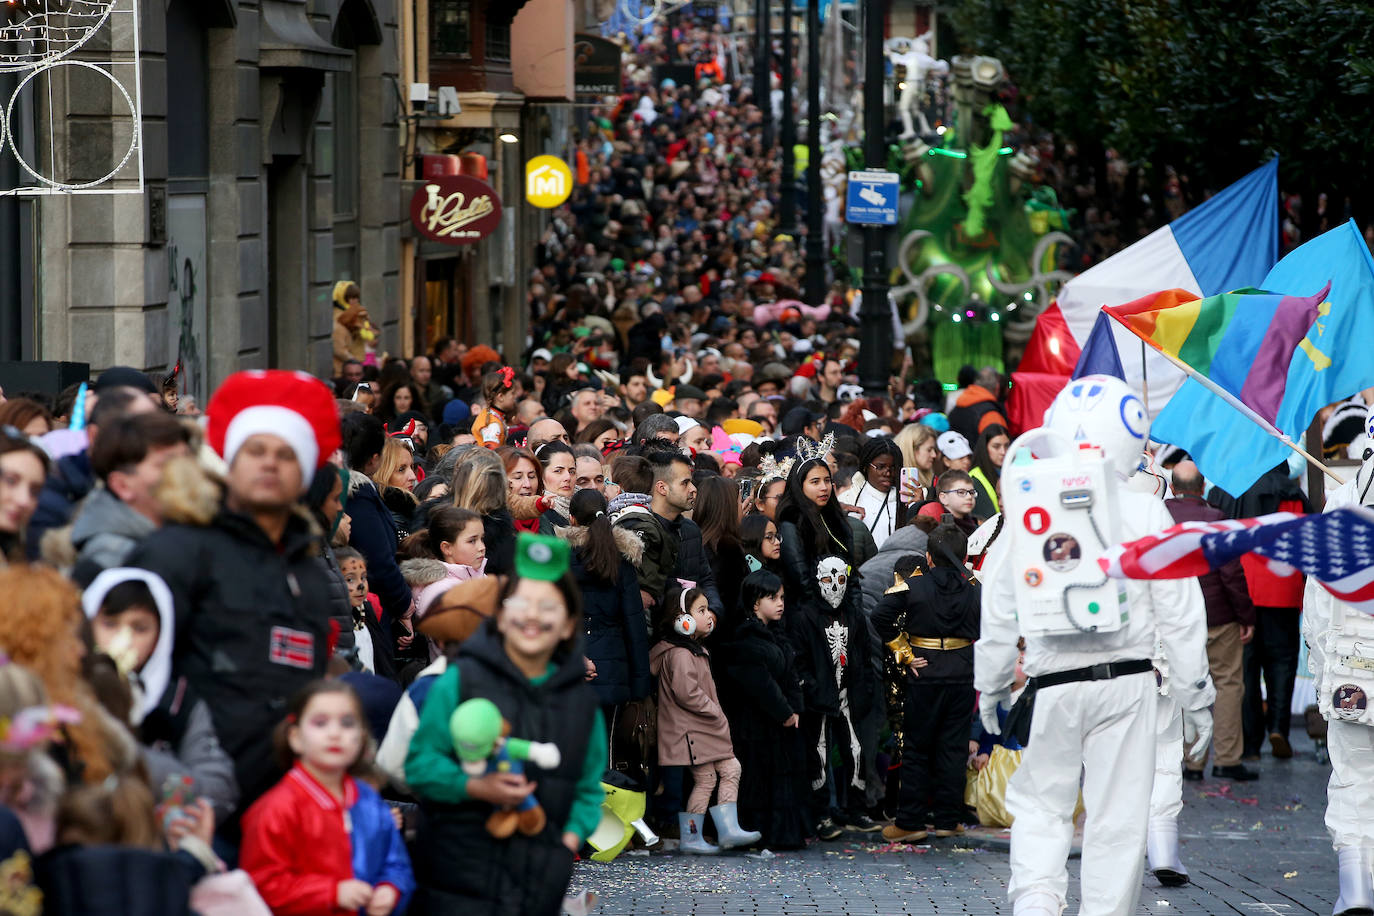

{"left": 859, "top": 0, "right": 892, "bottom": 397}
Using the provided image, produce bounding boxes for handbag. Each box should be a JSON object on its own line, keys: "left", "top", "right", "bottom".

{"left": 608, "top": 696, "right": 657, "bottom": 787}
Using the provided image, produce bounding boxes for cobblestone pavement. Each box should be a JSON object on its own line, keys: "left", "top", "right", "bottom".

{"left": 571, "top": 732, "right": 1339, "bottom": 914}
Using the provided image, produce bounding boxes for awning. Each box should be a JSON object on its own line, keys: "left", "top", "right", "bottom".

{"left": 260, "top": 0, "right": 353, "bottom": 72}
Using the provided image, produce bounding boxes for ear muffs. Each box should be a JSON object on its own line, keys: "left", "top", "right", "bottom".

{"left": 674, "top": 613, "right": 697, "bottom": 637}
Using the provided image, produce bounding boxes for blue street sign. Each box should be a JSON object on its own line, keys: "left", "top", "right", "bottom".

{"left": 845, "top": 170, "right": 899, "bottom": 226}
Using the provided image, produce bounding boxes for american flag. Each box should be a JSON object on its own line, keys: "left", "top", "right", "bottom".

{"left": 1099, "top": 507, "right": 1374, "bottom": 614}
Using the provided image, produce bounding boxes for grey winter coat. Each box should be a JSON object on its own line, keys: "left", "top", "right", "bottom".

{"left": 857, "top": 524, "right": 930, "bottom": 616}
{"left": 70, "top": 487, "right": 155, "bottom": 587}
{"left": 142, "top": 692, "right": 240, "bottom": 824}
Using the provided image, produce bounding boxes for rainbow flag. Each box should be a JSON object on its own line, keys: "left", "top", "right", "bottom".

{"left": 1104, "top": 283, "right": 1331, "bottom": 425}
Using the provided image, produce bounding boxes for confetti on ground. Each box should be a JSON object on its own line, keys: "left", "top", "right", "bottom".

{"left": 1284, "top": 871, "right": 1298, "bottom": 879}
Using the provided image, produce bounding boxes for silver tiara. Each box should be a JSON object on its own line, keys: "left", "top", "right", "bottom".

{"left": 794, "top": 432, "right": 835, "bottom": 469}
{"left": 757, "top": 453, "right": 795, "bottom": 484}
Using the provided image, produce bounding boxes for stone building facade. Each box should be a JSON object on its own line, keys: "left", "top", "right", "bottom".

{"left": 14, "top": 0, "right": 402, "bottom": 402}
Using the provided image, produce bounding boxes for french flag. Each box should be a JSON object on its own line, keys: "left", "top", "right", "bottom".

{"left": 1061, "top": 159, "right": 1279, "bottom": 419}
{"left": 1101, "top": 507, "right": 1374, "bottom": 614}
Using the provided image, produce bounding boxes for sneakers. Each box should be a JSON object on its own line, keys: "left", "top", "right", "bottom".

{"left": 934, "top": 825, "right": 966, "bottom": 838}
{"left": 1212, "top": 763, "right": 1259, "bottom": 781}
{"left": 845, "top": 814, "right": 883, "bottom": 833}
{"left": 815, "top": 817, "right": 843, "bottom": 841}
{"left": 881, "top": 824, "right": 928, "bottom": 842}
{"left": 1269, "top": 732, "right": 1293, "bottom": 759}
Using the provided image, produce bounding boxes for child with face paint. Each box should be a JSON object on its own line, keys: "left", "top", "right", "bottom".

{"left": 405, "top": 533, "right": 607, "bottom": 914}
{"left": 241, "top": 680, "right": 414, "bottom": 916}
{"left": 649, "top": 583, "right": 760, "bottom": 853}
{"left": 776, "top": 438, "right": 882, "bottom": 840}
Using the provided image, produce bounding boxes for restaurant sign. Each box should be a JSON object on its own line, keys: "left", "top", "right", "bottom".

{"left": 409, "top": 175, "right": 502, "bottom": 245}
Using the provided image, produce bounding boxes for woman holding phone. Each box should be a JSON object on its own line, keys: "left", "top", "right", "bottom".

{"left": 837, "top": 436, "right": 908, "bottom": 549}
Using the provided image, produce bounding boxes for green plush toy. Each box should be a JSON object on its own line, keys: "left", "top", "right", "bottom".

{"left": 450, "top": 697, "right": 562, "bottom": 839}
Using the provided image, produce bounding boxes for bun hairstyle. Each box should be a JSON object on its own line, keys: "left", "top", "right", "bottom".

{"left": 273, "top": 679, "right": 374, "bottom": 775}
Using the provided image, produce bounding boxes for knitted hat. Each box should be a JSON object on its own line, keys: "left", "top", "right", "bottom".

{"left": 442, "top": 399, "right": 471, "bottom": 427}
{"left": 206, "top": 370, "right": 341, "bottom": 480}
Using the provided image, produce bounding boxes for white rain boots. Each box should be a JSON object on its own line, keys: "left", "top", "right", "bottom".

{"left": 677, "top": 812, "right": 719, "bottom": 855}
{"left": 709, "top": 803, "right": 762, "bottom": 849}
{"left": 631, "top": 817, "right": 661, "bottom": 849}
{"left": 1335, "top": 846, "right": 1374, "bottom": 915}
{"left": 1147, "top": 816, "right": 1190, "bottom": 887}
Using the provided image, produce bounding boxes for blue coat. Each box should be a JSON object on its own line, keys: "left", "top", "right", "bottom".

{"left": 345, "top": 476, "right": 411, "bottom": 627}
{"left": 565, "top": 525, "right": 651, "bottom": 706}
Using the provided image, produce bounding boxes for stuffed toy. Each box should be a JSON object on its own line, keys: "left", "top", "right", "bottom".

{"left": 449, "top": 697, "right": 561, "bottom": 839}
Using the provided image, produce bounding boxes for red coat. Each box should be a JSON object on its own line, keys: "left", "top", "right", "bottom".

{"left": 241, "top": 764, "right": 412, "bottom": 915}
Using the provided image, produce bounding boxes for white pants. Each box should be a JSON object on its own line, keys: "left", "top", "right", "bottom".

{"left": 1149, "top": 692, "right": 1183, "bottom": 821}
{"left": 1327, "top": 720, "right": 1374, "bottom": 850}
{"left": 1007, "top": 671, "right": 1156, "bottom": 916}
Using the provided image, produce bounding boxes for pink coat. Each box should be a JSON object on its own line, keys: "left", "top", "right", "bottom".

{"left": 649, "top": 639, "right": 734, "bottom": 766}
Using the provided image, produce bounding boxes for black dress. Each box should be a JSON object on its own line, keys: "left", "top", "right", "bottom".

{"left": 715, "top": 615, "right": 809, "bottom": 850}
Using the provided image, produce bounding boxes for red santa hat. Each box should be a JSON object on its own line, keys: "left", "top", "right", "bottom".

{"left": 207, "top": 370, "right": 341, "bottom": 478}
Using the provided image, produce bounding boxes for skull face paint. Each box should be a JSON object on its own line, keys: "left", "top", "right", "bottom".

{"left": 817, "top": 556, "right": 849, "bottom": 609}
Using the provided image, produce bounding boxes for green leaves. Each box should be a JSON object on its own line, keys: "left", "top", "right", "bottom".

{"left": 950, "top": 0, "right": 1374, "bottom": 190}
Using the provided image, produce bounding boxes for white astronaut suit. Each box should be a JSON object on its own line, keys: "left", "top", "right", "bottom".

{"left": 1124, "top": 463, "right": 1216, "bottom": 888}
{"left": 976, "top": 376, "right": 1214, "bottom": 916}
{"left": 1304, "top": 405, "right": 1374, "bottom": 915}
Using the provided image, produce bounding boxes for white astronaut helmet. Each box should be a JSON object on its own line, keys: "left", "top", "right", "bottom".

{"left": 1042, "top": 374, "right": 1150, "bottom": 480}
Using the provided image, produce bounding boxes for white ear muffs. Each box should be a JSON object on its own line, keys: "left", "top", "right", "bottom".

{"left": 674, "top": 613, "right": 697, "bottom": 637}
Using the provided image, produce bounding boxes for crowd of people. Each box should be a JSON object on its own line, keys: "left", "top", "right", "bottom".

{"left": 0, "top": 9, "right": 1347, "bottom": 916}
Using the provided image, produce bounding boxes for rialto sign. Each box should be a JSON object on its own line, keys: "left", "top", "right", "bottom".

{"left": 409, "top": 175, "right": 503, "bottom": 245}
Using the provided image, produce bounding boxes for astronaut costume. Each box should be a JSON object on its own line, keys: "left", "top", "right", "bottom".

{"left": 1124, "top": 470, "right": 1215, "bottom": 888}
{"left": 975, "top": 376, "right": 1213, "bottom": 916}
{"left": 1303, "top": 405, "right": 1374, "bottom": 915}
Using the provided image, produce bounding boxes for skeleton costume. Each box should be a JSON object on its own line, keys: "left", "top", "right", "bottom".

{"left": 778, "top": 436, "right": 880, "bottom": 832}
{"left": 1304, "top": 405, "right": 1374, "bottom": 915}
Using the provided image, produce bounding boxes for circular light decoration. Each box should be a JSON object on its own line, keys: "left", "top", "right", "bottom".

{"left": 0, "top": 0, "right": 117, "bottom": 73}
{"left": 7, "top": 59, "right": 138, "bottom": 190}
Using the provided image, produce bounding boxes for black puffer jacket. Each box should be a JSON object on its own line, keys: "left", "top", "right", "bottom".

{"left": 661, "top": 513, "right": 722, "bottom": 616}
{"left": 128, "top": 507, "right": 347, "bottom": 819}
{"left": 562, "top": 525, "right": 651, "bottom": 706}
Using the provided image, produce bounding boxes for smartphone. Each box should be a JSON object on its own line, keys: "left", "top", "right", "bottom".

{"left": 899, "top": 468, "right": 924, "bottom": 505}
{"left": 738, "top": 478, "right": 756, "bottom": 502}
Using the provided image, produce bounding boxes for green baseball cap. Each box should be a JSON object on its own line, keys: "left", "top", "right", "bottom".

{"left": 515, "top": 532, "right": 570, "bottom": 581}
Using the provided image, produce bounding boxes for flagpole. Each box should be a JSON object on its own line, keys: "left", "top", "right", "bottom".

{"left": 1105, "top": 311, "right": 1345, "bottom": 484}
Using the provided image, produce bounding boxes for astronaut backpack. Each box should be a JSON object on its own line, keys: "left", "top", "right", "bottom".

{"left": 1001, "top": 380, "right": 1157, "bottom": 647}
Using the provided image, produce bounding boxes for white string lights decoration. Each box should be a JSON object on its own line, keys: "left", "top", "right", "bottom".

{"left": 0, "top": 0, "right": 144, "bottom": 196}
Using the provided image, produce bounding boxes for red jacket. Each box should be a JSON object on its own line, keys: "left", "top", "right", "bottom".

{"left": 241, "top": 764, "right": 412, "bottom": 915}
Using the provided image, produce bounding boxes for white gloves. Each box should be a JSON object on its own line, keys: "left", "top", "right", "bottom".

{"left": 980, "top": 690, "right": 1009, "bottom": 736}
{"left": 526, "top": 741, "right": 562, "bottom": 770}
{"left": 1182, "top": 706, "right": 1213, "bottom": 765}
